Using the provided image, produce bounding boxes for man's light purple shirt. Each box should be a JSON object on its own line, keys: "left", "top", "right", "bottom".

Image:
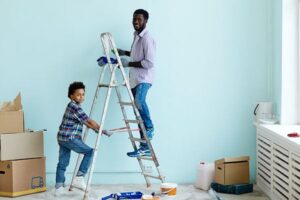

{"left": 129, "top": 29, "right": 156, "bottom": 88}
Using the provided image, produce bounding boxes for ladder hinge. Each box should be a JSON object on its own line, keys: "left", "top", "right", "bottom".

{"left": 119, "top": 102, "right": 134, "bottom": 106}
{"left": 124, "top": 119, "right": 143, "bottom": 123}
{"left": 98, "top": 84, "right": 117, "bottom": 88}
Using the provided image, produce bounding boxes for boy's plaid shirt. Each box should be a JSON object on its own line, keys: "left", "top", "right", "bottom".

{"left": 57, "top": 100, "right": 89, "bottom": 141}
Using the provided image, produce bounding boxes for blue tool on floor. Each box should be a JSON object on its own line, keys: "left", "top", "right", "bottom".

{"left": 97, "top": 56, "right": 118, "bottom": 67}
{"left": 101, "top": 191, "right": 143, "bottom": 200}
{"left": 211, "top": 182, "right": 253, "bottom": 195}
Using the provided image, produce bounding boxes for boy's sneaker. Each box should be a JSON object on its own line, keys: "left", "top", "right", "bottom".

{"left": 54, "top": 186, "right": 65, "bottom": 197}
{"left": 72, "top": 176, "right": 86, "bottom": 191}
{"left": 127, "top": 147, "right": 151, "bottom": 157}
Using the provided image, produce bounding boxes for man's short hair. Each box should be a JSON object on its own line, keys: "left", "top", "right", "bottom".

{"left": 134, "top": 9, "right": 149, "bottom": 20}
{"left": 68, "top": 81, "right": 85, "bottom": 98}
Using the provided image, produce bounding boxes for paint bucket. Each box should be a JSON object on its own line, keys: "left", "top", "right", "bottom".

{"left": 160, "top": 182, "right": 177, "bottom": 196}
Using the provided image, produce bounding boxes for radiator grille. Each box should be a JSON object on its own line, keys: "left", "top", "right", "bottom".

{"left": 272, "top": 143, "right": 290, "bottom": 200}
{"left": 257, "top": 135, "right": 272, "bottom": 188}
{"left": 291, "top": 153, "right": 300, "bottom": 200}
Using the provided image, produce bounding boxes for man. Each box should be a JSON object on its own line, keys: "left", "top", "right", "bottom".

{"left": 118, "top": 9, "right": 156, "bottom": 157}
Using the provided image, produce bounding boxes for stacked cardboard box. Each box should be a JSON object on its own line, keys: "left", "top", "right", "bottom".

{"left": 0, "top": 94, "right": 46, "bottom": 197}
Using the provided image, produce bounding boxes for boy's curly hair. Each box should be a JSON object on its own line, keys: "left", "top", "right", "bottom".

{"left": 68, "top": 82, "right": 85, "bottom": 98}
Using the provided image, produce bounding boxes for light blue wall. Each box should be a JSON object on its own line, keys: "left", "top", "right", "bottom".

{"left": 0, "top": 0, "right": 276, "bottom": 185}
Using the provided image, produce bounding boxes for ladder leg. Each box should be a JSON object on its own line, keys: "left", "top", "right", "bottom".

{"left": 108, "top": 33, "right": 165, "bottom": 186}
{"left": 76, "top": 33, "right": 166, "bottom": 200}
{"left": 70, "top": 63, "right": 107, "bottom": 191}
{"left": 82, "top": 63, "right": 119, "bottom": 199}
{"left": 114, "top": 86, "right": 151, "bottom": 186}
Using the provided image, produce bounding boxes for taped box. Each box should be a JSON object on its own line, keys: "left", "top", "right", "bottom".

{"left": 0, "top": 93, "right": 24, "bottom": 134}
{"left": 214, "top": 156, "right": 250, "bottom": 185}
{"left": 0, "top": 131, "right": 44, "bottom": 161}
{"left": 0, "top": 157, "right": 46, "bottom": 197}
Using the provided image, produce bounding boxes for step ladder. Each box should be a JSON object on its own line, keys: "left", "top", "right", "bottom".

{"left": 69, "top": 32, "right": 165, "bottom": 200}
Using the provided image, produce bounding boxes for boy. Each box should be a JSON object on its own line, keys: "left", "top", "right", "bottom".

{"left": 55, "top": 81, "right": 100, "bottom": 196}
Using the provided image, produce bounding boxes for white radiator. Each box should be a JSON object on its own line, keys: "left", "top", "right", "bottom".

{"left": 256, "top": 125, "right": 300, "bottom": 200}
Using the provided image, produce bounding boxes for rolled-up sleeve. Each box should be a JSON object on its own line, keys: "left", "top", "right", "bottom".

{"left": 141, "top": 37, "right": 156, "bottom": 69}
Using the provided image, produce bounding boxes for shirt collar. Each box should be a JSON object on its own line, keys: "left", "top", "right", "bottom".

{"left": 135, "top": 28, "right": 148, "bottom": 38}
{"left": 71, "top": 99, "right": 80, "bottom": 105}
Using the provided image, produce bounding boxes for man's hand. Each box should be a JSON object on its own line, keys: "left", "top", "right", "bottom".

{"left": 120, "top": 58, "right": 130, "bottom": 67}
{"left": 117, "top": 49, "right": 128, "bottom": 56}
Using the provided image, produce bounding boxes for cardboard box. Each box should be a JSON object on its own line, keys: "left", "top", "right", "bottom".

{"left": 0, "top": 110, "right": 24, "bottom": 134}
{"left": 0, "top": 93, "right": 24, "bottom": 134}
{"left": 214, "top": 156, "right": 250, "bottom": 185}
{"left": 0, "top": 131, "right": 44, "bottom": 161}
{"left": 0, "top": 157, "right": 46, "bottom": 197}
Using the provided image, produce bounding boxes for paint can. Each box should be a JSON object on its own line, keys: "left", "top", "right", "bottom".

{"left": 141, "top": 195, "right": 160, "bottom": 200}
{"left": 142, "top": 195, "right": 153, "bottom": 200}
{"left": 160, "top": 182, "right": 177, "bottom": 196}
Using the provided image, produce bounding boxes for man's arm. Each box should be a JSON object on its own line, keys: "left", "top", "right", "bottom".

{"left": 117, "top": 49, "right": 131, "bottom": 57}
{"left": 128, "top": 61, "right": 143, "bottom": 68}
{"left": 128, "top": 37, "right": 155, "bottom": 69}
{"left": 119, "top": 36, "right": 155, "bottom": 68}
{"left": 120, "top": 58, "right": 143, "bottom": 68}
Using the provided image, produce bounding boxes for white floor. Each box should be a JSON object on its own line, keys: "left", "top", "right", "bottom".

{"left": 0, "top": 184, "right": 270, "bottom": 200}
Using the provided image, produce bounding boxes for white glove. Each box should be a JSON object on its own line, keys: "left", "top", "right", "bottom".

{"left": 121, "top": 58, "right": 129, "bottom": 67}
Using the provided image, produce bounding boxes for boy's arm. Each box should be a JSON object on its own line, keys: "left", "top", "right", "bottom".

{"left": 71, "top": 104, "right": 100, "bottom": 133}
{"left": 84, "top": 119, "right": 100, "bottom": 132}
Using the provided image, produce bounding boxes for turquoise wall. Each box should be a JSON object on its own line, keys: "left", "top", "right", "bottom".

{"left": 0, "top": 0, "right": 277, "bottom": 185}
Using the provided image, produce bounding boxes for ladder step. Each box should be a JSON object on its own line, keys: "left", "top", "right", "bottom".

{"left": 98, "top": 84, "right": 117, "bottom": 88}
{"left": 143, "top": 173, "right": 163, "bottom": 180}
{"left": 124, "top": 119, "right": 143, "bottom": 123}
{"left": 130, "top": 137, "right": 147, "bottom": 143}
{"left": 139, "top": 156, "right": 153, "bottom": 161}
{"left": 119, "top": 101, "right": 134, "bottom": 106}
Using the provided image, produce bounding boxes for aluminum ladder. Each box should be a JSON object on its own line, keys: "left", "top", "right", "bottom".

{"left": 69, "top": 32, "right": 165, "bottom": 200}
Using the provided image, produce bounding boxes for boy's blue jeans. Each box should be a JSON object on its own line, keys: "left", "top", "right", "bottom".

{"left": 131, "top": 83, "right": 154, "bottom": 149}
{"left": 55, "top": 138, "right": 94, "bottom": 188}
